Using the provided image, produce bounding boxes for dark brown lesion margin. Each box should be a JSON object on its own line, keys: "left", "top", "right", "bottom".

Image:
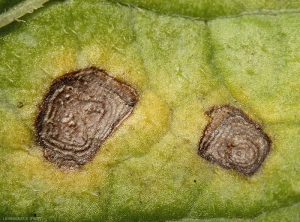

{"left": 34, "top": 67, "right": 139, "bottom": 169}
{"left": 198, "top": 104, "right": 272, "bottom": 176}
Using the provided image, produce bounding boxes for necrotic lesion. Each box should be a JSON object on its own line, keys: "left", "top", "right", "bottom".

{"left": 35, "top": 67, "right": 138, "bottom": 170}
{"left": 199, "top": 105, "right": 271, "bottom": 176}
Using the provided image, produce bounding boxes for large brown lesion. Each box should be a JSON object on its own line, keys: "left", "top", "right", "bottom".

{"left": 35, "top": 67, "right": 138, "bottom": 170}
{"left": 198, "top": 105, "right": 271, "bottom": 176}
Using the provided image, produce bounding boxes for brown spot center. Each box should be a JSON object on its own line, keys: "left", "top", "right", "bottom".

{"left": 35, "top": 67, "right": 138, "bottom": 170}
{"left": 199, "top": 105, "right": 271, "bottom": 176}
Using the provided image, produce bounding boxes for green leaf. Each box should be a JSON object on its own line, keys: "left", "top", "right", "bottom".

{"left": 108, "top": 0, "right": 300, "bottom": 19}
{"left": 0, "top": 0, "right": 49, "bottom": 28}
{"left": 0, "top": 0, "right": 299, "bottom": 221}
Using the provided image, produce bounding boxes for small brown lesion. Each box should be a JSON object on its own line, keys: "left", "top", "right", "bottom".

{"left": 198, "top": 105, "right": 271, "bottom": 176}
{"left": 17, "top": 101, "right": 24, "bottom": 108}
{"left": 35, "top": 67, "right": 138, "bottom": 170}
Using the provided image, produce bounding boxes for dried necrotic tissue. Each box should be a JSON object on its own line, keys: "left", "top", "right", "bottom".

{"left": 199, "top": 105, "right": 271, "bottom": 176}
{"left": 35, "top": 67, "right": 138, "bottom": 169}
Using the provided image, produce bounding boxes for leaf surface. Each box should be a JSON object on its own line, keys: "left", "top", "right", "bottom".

{"left": 0, "top": 0, "right": 299, "bottom": 221}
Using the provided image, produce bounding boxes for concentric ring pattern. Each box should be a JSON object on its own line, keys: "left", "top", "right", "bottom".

{"left": 35, "top": 67, "right": 138, "bottom": 169}
{"left": 199, "top": 105, "right": 271, "bottom": 176}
